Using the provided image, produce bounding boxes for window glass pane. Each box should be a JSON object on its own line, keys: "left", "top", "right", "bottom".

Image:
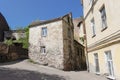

{"left": 91, "top": 18, "right": 96, "bottom": 36}
{"left": 94, "top": 53, "right": 100, "bottom": 72}
{"left": 100, "top": 6, "right": 107, "bottom": 29}
{"left": 42, "top": 27, "right": 47, "bottom": 37}
{"left": 40, "top": 46, "right": 46, "bottom": 54}
{"left": 105, "top": 51, "right": 114, "bottom": 76}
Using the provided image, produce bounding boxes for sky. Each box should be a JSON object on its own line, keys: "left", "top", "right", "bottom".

{"left": 0, "top": 0, "right": 83, "bottom": 29}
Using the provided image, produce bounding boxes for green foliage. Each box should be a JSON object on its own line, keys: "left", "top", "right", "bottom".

{"left": 4, "top": 39, "right": 13, "bottom": 45}
{"left": 15, "top": 26, "right": 29, "bottom": 49}
{"left": 79, "top": 37, "right": 84, "bottom": 44}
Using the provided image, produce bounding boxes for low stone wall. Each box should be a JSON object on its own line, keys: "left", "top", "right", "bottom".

{"left": 0, "top": 43, "right": 28, "bottom": 62}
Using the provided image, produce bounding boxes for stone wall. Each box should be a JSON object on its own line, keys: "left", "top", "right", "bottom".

{"left": 29, "top": 14, "right": 86, "bottom": 71}
{"left": 29, "top": 20, "right": 64, "bottom": 69}
{"left": 74, "top": 40, "right": 87, "bottom": 70}
{"left": 62, "top": 16, "right": 75, "bottom": 70}
{"left": 0, "top": 43, "right": 28, "bottom": 62}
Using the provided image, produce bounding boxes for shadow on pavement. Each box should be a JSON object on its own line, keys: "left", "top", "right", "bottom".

{"left": 0, "top": 67, "right": 66, "bottom": 80}
{"left": 0, "top": 59, "right": 26, "bottom": 66}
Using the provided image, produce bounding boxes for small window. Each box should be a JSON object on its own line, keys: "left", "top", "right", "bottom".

{"left": 91, "top": 18, "right": 96, "bottom": 37}
{"left": 40, "top": 46, "right": 46, "bottom": 54}
{"left": 100, "top": 6, "right": 107, "bottom": 31}
{"left": 41, "top": 27, "right": 47, "bottom": 37}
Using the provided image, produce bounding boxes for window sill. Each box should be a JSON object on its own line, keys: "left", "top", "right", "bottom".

{"left": 101, "top": 27, "right": 107, "bottom": 32}
{"left": 41, "top": 53, "right": 46, "bottom": 55}
{"left": 106, "top": 76, "right": 115, "bottom": 80}
{"left": 95, "top": 72, "right": 100, "bottom": 75}
{"left": 42, "top": 36, "right": 47, "bottom": 37}
{"left": 92, "top": 34, "right": 96, "bottom": 38}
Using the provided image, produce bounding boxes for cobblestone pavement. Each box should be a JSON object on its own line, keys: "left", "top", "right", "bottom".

{"left": 0, "top": 59, "right": 108, "bottom": 80}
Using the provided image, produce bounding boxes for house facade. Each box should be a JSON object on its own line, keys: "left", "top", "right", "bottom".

{"left": 82, "top": 0, "right": 120, "bottom": 79}
{"left": 29, "top": 13, "right": 86, "bottom": 71}
{"left": 0, "top": 12, "right": 9, "bottom": 42}
{"left": 29, "top": 14, "right": 75, "bottom": 70}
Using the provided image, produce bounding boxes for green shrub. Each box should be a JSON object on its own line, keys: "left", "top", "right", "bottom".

{"left": 4, "top": 39, "right": 13, "bottom": 45}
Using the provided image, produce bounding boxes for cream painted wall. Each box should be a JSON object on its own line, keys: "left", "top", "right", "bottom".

{"left": 88, "top": 43, "right": 120, "bottom": 79}
{"left": 83, "top": 0, "right": 120, "bottom": 79}
{"left": 83, "top": 0, "right": 120, "bottom": 46}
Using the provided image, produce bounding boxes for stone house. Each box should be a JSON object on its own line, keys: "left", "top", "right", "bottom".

{"left": 29, "top": 13, "right": 86, "bottom": 71}
{"left": 82, "top": 0, "right": 120, "bottom": 79}
{"left": 0, "top": 12, "right": 9, "bottom": 42}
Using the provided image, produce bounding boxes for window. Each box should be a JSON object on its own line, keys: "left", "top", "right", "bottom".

{"left": 89, "top": 0, "right": 93, "bottom": 6}
{"left": 94, "top": 53, "right": 100, "bottom": 73}
{"left": 91, "top": 18, "right": 96, "bottom": 37}
{"left": 41, "top": 27, "right": 47, "bottom": 37}
{"left": 40, "top": 46, "right": 46, "bottom": 54}
{"left": 105, "top": 51, "right": 114, "bottom": 77}
{"left": 100, "top": 6, "right": 107, "bottom": 30}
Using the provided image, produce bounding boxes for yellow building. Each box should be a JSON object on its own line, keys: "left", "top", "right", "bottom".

{"left": 82, "top": 0, "right": 120, "bottom": 80}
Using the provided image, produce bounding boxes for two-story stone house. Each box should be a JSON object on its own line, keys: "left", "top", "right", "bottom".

{"left": 82, "top": 0, "right": 120, "bottom": 79}
{"left": 29, "top": 13, "right": 86, "bottom": 71}
{"left": 0, "top": 12, "right": 9, "bottom": 42}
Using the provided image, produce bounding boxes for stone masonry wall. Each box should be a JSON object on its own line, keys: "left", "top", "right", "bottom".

{"left": 29, "top": 20, "right": 64, "bottom": 69}
{"left": 62, "top": 16, "right": 75, "bottom": 70}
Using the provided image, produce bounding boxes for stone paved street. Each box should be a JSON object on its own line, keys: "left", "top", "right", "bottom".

{"left": 0, "top": 59, "right": 108, "bottom": 80}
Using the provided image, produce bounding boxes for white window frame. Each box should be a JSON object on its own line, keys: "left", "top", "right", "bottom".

{"left": 105, "top": 51, "right": 115, "bottom": 79}
{"left": 94, "top": 53, "right": 100, "bottom": 74}
{"left": 41, "top": 27, "right": 47, "bottom": 37}
{"left": 40, "top": 46, "right": 46, "bottom": 54}
{"left": 100, "top": 6, "right": 107, "bottom": 30}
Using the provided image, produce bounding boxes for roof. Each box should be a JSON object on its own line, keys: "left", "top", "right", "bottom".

{"left": 29, "top": 13, "right": 72, "bottom": 28}
{"left": 73, "top": 18, "right": 83, "bottom": 27}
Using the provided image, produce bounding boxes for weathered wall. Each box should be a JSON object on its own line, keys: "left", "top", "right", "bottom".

{"left": 29, "top": 14, "right": 86, "bottom": 71}
{"left": 0, "top": 43, "right": 28, "bottom": 62}
{"left": 74, "top": 40, "right": 86, "bottom": 71}
{"left": 62, "top": 16, "right": 75, "bottom": 70}
{"left": 29, "top": 20, "right": 64, "bottom": 69}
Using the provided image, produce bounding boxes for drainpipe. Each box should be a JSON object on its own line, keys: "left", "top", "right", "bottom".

{"left": 82, "top": 19, "right": 89, "bottom": 72}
